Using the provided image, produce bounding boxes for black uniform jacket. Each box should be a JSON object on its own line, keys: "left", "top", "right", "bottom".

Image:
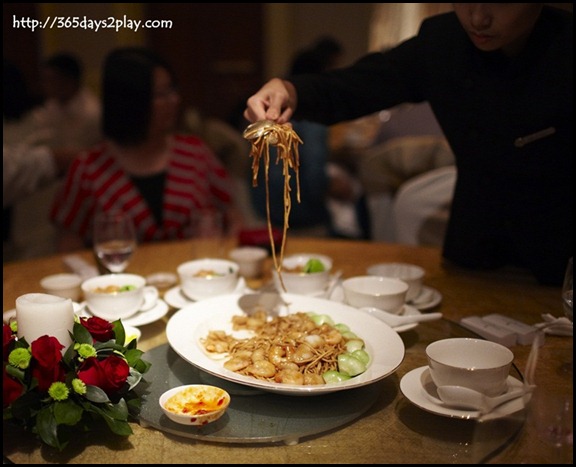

{"left": 291, "top": 7, "right": 573, "bottom": 285}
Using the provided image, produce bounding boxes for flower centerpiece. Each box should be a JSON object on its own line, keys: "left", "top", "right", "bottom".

{"left": 3, "top": 316, "right": 151, "bottom": 451}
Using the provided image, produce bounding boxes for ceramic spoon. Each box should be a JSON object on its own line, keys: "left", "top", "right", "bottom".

{"left": 359, "top": 307, "right": 442, "bottom": 328}
{"left": 436, "top": 385, "right": 529, "bottom": 414}
{"left": 238, "top": 291, "right": 287, "bottom": 317}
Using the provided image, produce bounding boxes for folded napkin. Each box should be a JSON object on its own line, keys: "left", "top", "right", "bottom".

{"left": 63, "top": 255, "right": 99, "bottom": 281}
{"left": 535, "top": 313, "right": 573, "bottom": 337}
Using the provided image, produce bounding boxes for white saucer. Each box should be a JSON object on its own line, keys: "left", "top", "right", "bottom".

{"left": 408, "top": 286, "right": 442, "bottom": 310}
{"left": 78, "top": 299, "right": 169, "bottom": 327}
{"left": 400, "top": 366, "right": 528, "bottom": 420}
{"left": 164, "top": 277, "right": 247, "bottom": 309}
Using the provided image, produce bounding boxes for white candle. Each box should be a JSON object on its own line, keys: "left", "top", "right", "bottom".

{"left": 16, "top": 293, "right": 75, "bottom": 351}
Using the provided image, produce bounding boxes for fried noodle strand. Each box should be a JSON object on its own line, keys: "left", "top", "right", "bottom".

{"left": 247, "top": 124, "right": 303, "bottom": 291}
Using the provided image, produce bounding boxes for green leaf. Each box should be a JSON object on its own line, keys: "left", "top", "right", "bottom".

{"left": 103, "top": 418, "right": 133, "bottom": 436}
{"left": 53, "top": 400, "right": 83, "bottom": 425}
{"left": 5, "top": 365, "right": 26, "bottom": 382}
{"left": 9, "top": 391, "right": 42, "bottom": 420}
{"left": 94, "top": 340, "right": 127, "bottom": 355}
{"left": 113, "top": 320, "right": 127, "bottom": 346}
{"left": 85, "top": 385, "right": 110, "bottom": 403}
{"left": 87, "top": 398, "right": 132, "bottom": 436}
{"left": 105, "top": 398, "right": 129, "bottom": 420}
{"left": 36, "top": 406, "right": 67, "bottom": 451}
{"left": 123, "top": 348, "right": 144, "bottom": 364}
{"left": 62, "top": 342, "right": 77, "bottom": 366}
{"left": 132, "top": 358, "right": 152, "bottom": 375}
{"left": 126, "top": 370, "right": 143, "bottom": 391}
{"left": 73, "top": 321, "right": 93, "bottom": 345}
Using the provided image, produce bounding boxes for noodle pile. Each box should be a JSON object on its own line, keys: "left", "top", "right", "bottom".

{"left": 244, "top": 122, "right": 303, "bottom": 290}
{"left": 201, "top": 310, "right": 348, "bottom": 385}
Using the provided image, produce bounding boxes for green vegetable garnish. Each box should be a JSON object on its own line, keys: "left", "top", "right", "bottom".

{"left": 304, "top": 258, "right": 325, "bottom": 273}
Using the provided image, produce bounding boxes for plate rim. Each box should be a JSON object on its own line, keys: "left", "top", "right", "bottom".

{"left": 166, "top": 292, "right": 405, "bottom": 395}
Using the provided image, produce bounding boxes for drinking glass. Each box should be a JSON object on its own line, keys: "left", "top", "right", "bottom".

{"left": 93, "top": 210, "right": 137, "bottom": 273}
{"left": 562, "top": 257, "right": 573, "bottom": 323}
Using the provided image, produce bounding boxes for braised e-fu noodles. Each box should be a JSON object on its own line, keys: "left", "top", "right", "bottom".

{"left": 201, "top": 310, "right": 346, "bottom": 385}
{"left": 243, "top": 120, "right": 303, "bottom": 290}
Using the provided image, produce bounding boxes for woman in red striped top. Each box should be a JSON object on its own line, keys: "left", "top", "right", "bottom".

{"left": 50, "top": 47, "right": 239, "bottom": 252}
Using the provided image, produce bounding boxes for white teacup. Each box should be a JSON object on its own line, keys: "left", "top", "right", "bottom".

{"left": 82, "top": 273, "right": 158, "bottom": 321}
{"left": 366, "top": 263, "right": 425, "bottom": 302}
{"left": 229, "top": 246, "right": 268, "bottom": 279}
{"left": 426, "top": 338, "right": 514, "bottom": 397}
{"left": 40, "top": 273, "right": 83, "bottom": 302}
{"left": 342, "top": 276, "right": 409, "bottom": 314}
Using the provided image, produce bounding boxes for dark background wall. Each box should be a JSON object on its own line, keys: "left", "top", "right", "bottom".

{"left": 3, "top": 3, "right": 374, "bottom": 122}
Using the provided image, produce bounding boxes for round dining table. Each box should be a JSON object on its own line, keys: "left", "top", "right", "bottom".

{"left": 3, "top": 237, "right": 572, "bottom": 464}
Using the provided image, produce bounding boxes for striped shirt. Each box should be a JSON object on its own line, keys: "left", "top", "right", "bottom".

{"left": 50, "top": 134, "right": 232, "bottom": 246}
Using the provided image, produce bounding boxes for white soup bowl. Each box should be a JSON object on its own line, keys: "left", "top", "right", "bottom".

{"left": 81, "top": 273, "right": 152, "bottom": 321}
{"left": 272, "top": 253, "right": 333, "bottom": 295}
{"left": 177, "top": 258, "right": 240, "bottom": 301}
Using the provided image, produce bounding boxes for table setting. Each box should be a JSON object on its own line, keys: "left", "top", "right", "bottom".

{"left": 2, "top": 238, "right": 572, "bottom": 464}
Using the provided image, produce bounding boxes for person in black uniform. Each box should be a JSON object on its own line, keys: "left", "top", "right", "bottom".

{"left": 243, "top": 4, "right": 572, "bottom": 286}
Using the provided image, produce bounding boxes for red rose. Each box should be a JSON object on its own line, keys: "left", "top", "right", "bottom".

{"left": 3, "top": 324, "right": 15, "bottom": 361}
{"left": 30, "top": 336, "right": 65, "bottom": 392}
{"left": 3, "top": 365, "right": 24, "bottom": 408}
{"left": 77, "top": 355, "right": 130, "bottom": 395}
{"left": 31, "top": 335, "right": 64, "bottom": 368}
{"left": 80, "top": 317, "right": 114, "bottom": 342}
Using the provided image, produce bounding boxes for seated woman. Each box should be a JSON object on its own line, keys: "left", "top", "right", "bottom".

{"left": 51, "top": 47, "right": 240, "bottom": 252}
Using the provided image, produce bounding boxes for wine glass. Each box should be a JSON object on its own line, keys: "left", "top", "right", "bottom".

{"left": 560, "top": 257, "right": 573, "bottom": 377}
{"left": 189, "top": 208, "right": 227, "bottom": 258}
{"left": 562, "top": 257, "right": 573, "bottom": 323}
{"left": 93, "top": 210, "right": 137, "bottom": 273}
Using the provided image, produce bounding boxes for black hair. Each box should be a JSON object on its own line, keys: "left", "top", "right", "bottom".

{"left": 289, "top": 36, "right": 343, "bottom": 75}
{"left": 102, "top": 47, "right": 176, "bottom": 146}
{"left": 43, "top": 53, "right": 82, "bottom": 83}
